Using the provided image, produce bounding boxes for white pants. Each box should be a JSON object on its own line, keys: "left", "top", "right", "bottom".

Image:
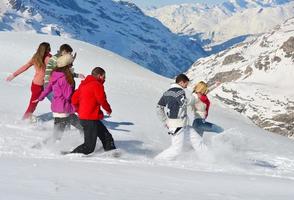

{"left": 155, "top": 126, "right": 203, "bottom": 160}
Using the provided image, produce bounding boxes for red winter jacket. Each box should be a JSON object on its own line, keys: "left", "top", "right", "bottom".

{"left": 71, "top": 75, "right": 112, "bottom": 120}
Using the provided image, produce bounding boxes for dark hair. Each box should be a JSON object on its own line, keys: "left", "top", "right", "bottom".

{"left": 91, "top": 67, "right": 105, "bottom": 76}
{"left": 53, "top": 66, "right": 74, "bottom": 85}
{"left": 59, "top": 44, "right": 73, "bottom": 53}
{"left": 175, "top": 74, "right": 189, "bottom": 83}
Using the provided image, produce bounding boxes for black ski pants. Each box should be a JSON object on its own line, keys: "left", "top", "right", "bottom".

{"left": 71, "top": 120, "right": 116, "bottom": 155}
{"left": 53, "top": 113, "right": 83, "bottom": 140}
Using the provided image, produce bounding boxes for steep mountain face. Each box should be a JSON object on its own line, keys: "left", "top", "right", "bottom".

{"left": 147, "top": 0, "right": 294, "bottom": 47}
{"left": 186, "top": 18, "right": 294, "bottom": 137}
{"left": 0, "top": 0, "right": 206, "bottom": 77}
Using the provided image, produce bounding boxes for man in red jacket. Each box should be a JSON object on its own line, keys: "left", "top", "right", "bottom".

{"left": 70, "top": 67, "right": 116, "bottom": 155}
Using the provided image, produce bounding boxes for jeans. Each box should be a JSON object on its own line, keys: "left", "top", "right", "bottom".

{"left": 192, "top": 118, "right": 224, "bottom": 137}
{"left": 43, "top": 82, "right": 53, "bottom": 102}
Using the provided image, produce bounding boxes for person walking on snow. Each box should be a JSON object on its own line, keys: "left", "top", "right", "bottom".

{"left": 44, "top": 44, "right": 85, "bottom": 102}
{"left": 189, "top": 81, "right": 223, "bottom": 137}
{"left": 69, "top": 67, "right": 116, "bottom": 155}
{"left": 6, "top": 42, "right": 52, "bottom": 121}
{"left": 33, "top": 54, "right": 83, "bottom": 143}
{"left": 155, "top": 74, "right": 203, "bottom": 160}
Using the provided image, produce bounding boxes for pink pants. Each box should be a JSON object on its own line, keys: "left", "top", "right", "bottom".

{"left": 23, "top": 82, "right": 43, "bottom": 119}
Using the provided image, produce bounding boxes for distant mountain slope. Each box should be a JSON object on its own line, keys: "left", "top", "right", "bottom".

{"left": 186, "top": 18, "right": 294, "bottom": 137}
{"left": 0, "top": 0, "right": 206, "bottom": 77}
{"left": 147, "top": 0, "right": 294, "bottom": 46}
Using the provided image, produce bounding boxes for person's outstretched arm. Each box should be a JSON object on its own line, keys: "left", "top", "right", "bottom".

{"left": 6, "top": 59, "right": 34, "bottom": 81}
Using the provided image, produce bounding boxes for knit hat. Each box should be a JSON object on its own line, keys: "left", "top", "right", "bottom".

{"left": 56, "top": 54, "right": 74, "bottom": 68}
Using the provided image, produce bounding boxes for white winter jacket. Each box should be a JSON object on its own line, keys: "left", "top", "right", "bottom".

{"left": 189, "top": 93, "right": 207, "bottom": 119}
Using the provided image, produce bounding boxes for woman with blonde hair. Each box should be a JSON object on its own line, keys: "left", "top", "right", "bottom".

{"left": 189, "top": 81, "right": 223, "bottom": 136}
{"left": 6, "top": 42, "right": 52, "bottom": 120}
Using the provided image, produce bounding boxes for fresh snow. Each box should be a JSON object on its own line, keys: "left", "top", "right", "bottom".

{"left": 1, "top": 32, "right": 294, "bottom": 199}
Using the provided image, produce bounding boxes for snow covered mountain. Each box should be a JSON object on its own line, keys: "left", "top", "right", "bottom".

{"left": 186, "top": 18, "right": 294, "bottom": 137}
{"left": 147, "top": 0, "right": 294, "bottom": 48}
{"left": 1, "top": 32, "right": 294, "bottom": 199}
{"left": 0, "top": 0, "right": 205, "bottom": 77}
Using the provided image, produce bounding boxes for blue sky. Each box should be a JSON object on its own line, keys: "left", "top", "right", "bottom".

{"left": 127, "top": 0, "right": 227, "bottom": 8}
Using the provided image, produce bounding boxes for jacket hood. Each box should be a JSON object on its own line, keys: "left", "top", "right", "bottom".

{"left": 51, "top": 71, "right": 65, "bottom": 82}
{"left": 81, "top": 75, "right": 104, "bottom": 86}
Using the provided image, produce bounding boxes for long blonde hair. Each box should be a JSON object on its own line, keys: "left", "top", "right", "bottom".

{"left": 32, "top": 42, "right": 51, "bottom": 69}
{"left": 193, "top": 81, "right": 208, "bottom": 95}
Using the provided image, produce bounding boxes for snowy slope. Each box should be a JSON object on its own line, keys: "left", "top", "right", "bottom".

{"left": 147, "top": 0, "right": 294, "bottom": 46}
{"left": 1, "top": 32, "right": 294, "bottom": 199}
{"left": 0, "top": 0, "right": 205, "bottom": 77}
{"left": 186, "top": 18, "right": 294, "bottom": 137}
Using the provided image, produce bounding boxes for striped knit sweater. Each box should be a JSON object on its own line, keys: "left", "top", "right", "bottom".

{"left": 44, "top": 54, "right": 78, "bottom": 84}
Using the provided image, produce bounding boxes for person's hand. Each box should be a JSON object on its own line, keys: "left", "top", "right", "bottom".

{"left": 78, "top": 73, "right": 85, "bottom": 79}
{"left": 6, "top": 74, "right": 14, "bottom": 81}
{"left": 32, "top": 99, "right": 39, "bottom": 103}
{"left": 106, "top": 111, "right": 112, "bottom": 116}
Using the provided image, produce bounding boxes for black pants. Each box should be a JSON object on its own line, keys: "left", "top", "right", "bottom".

{"left": 71, "top": 120, "right": 116, "bottom": 155}
{"left": 54, "top": 114, "right": 83, "bottom": 140}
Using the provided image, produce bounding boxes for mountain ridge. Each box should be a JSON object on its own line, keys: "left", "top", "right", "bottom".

{"left": 186, "top": 17, "right": 294, "bottom": 137}
{"left": 147, "top": 0, "right": 294, "bottom": 48}
{"left": 0, "top": 0, "right": 206, "bottom": 77}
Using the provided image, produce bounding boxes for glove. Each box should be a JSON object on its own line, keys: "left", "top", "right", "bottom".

{"left": 168, "top": 127, "right": 182, "bottom": 136}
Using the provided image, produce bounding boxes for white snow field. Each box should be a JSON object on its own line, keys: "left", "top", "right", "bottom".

{"left": 0, "top": 32, "right": 294, "bottom": 199}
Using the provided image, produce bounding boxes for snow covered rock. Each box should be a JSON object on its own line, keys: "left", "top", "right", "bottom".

{"left": 147, "top": 0, "right": 294, "bottom": 50}
{"left": 186, "top": 18, "right": 294, "bottom": 137}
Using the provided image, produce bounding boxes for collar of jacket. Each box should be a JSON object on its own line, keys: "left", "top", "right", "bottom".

{"left": 170, "top": 83, "right": 184, "bottom": 89}
{"left": 50, "top": 71, "right": 65, "bottom": 82}
{"left": 81, "top": 75, "right": 104, "bottom": 85}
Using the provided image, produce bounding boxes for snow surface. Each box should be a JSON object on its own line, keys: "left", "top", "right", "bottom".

{"left": 1, "top": 32, "right": 294, "bottom": 199}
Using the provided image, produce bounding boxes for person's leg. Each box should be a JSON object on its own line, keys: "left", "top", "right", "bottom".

{"left": 68, "top": 113, "right": 83, "bottom": 133}
{"left": 23, "top": 82, "right": 43, "bottom": 119}
{"left": 71, "top": 120, "right": 98, "bottom": 155}
{"left": 96, "top": 120, "right": 116, "bottom": 151}
{"left": 53, "top": 117, "right": 67, "bottom": 141}
{"left": 40, "top": 117, "right": 67, "bottom": 145}
{"left": 189, "top": 126, "right": 206, "bottom": 151}
{"left": 192, "top": 118, "right": 204, "bottom": 137}
{"left": 199, "top": 121, "right": 224, "bottom": 134}
{"left": 155, "top": 128, "right": 185, "bottom": 160}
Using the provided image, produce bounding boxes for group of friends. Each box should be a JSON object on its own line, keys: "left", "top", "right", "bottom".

{"left": 6, "top": 42, "right": 223, "bottom": 160}
{"left": 6, "top": 42, "right": 116, "bottom": 155}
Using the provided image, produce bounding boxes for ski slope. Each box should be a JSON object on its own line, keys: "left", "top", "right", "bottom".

{"left": 0, "top": 32, "right": 294, "bottom": 199}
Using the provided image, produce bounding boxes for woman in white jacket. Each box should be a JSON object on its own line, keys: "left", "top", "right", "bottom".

{"left": 189, "top": 81, "right": 223, "bottom": 137}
